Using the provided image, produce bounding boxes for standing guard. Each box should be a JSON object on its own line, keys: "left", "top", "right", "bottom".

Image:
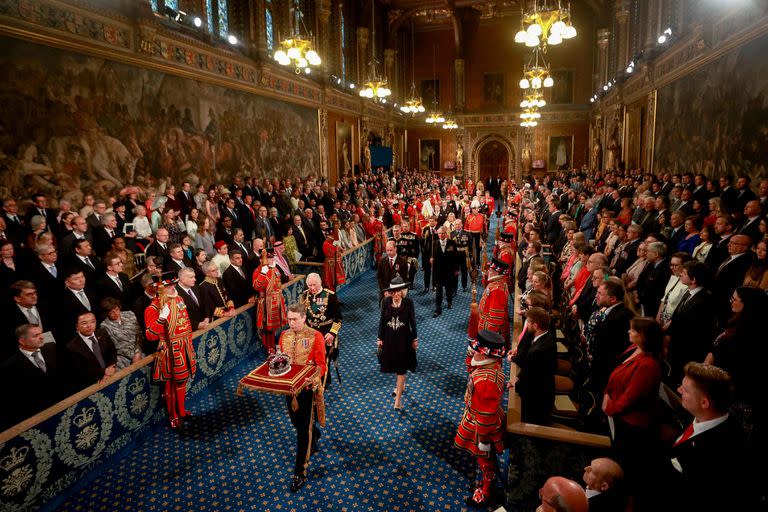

{"left": 465, "top": 201, "right": 486, "bottom": 268}
{"left": 478, "top": 258, "right": 511, "bottom": 348}
{"left": 145, "top": 271, "right": 197, "bottom": 430}
{"left": 301, "top": 273, "right": 342, "bottom": 388}
{"left": 253, "top": 246, "right": 287, "bottom": 352}
{"left": 452, "top": 218, "right": 471, "bottom": 292}
{"left": 455, "top": 329, "right": 507, "bottom": 508}
{"left": 322, "top": 226, "right": 346, "bottom": 291}
{"left": 421, "top": 216, "right": 438, "bottom": 293}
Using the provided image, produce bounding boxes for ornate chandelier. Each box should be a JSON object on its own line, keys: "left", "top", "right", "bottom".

{"left": 359, "top": 0, "right": 391, "bottom": 101}
{"left": 519, "top": 107, "right": 541, "bottom": 127}
{"left": 442, "top": 108, "right": 458, "bottom": 129}
{"left": 518, "top": 48, "right": 554, "bottom": 89}
{"left": 273, "top": 7, "right": 320, "bottom": 74}
{"left": 401, "top": 21, "right": 425, "bottom": 115}
{"left": 424, "top": 45, "right": 444, "bottom": 124}
{"left": 425, "top": 108, "right": 445, "bottom": 124}
{"left": 520, "top": 88, "right": 547, "bottom": 108}
{"left": 514, "top": 0, "right": 577, "bottom": 50}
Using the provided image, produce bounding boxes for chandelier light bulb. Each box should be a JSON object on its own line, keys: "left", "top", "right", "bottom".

{"left": 418, "top": 105, "right": 425, "bottom": 112}
{"left": 426, "top": 117, "right": 434, "bottom": 124}
{"left": 520, "top": 100, "right": 528, "bottom": 108}
{"left": 515, "top": 30, "right": 527, "bottom": 43}
{"left": 537, "top": 99, "right": 546, "bottom": 107}
{"left": 543, "top": 76, "right": 554, "bottom": 88}
{"left": 531, "top": 77, "right": 542, "bottom": 88}
{"left": 527, "top": 23, "right": 543, "bottom": 37}
{"left": 548, "top": 33, "right": 563, "bottom": 45}
{"left": 304, "top": 67, "right": 311, "bottom": 74}
{"left": 274, "top": 50, "right": 286, "bottom": 62}
{"left": 563, "top": 25, "right": 577, "bottom": 39}
{"left": 227, "top": 34, "right": 238, "bottom": 45}
{"left": 297, "top": 57, "right": 307, "bottom": 68}
{"left": 193, "top": 17, "right": 202, "bottom": 28}
{"left": 551, "top": 21, "right": 566, "bottom": 36}
{"left": 626, "top": 65, "right": 634, "bottom": 73}
{"left": 287, "top": 47, "right": 301, "bottom": 60}
{"left": 530, "top": 121, "right": 538, "bottom": 127}
{"left": 519, "top": 78, "right": 530, "bottom": 89}
{"left": 525, "top": 35, "right": 540, "bottom": 47}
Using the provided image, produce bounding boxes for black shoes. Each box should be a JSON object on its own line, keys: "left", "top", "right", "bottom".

{"left": 290, "top": 475, "right": 307, "bottom": 492}
{"left": 447, "top": 303, "right": 452, "bottom": 309}
{"left": 433, "top": 311, "right": 442, "bottom": 317}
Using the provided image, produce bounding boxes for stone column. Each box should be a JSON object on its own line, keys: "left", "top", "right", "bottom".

{"left": 644, "top": 0, "right": 659, "bottom": 54}
{"left": 454, "top": 58, "right": 465, "bottom": 110}
{"left": 251, "top": 0, "right": 267, "bottom": 61}
{"left": 319, "top": 108, "right": 329, "bottom": 179}
{"left": 597, "top": 29, "right": 610, "bottom": 89}
{"left": 615, "top": 9, "right": 630, "bottom": 75}
{"left": 356, "top": 27, "right": 369, "bottom": 85}
{"left": 316, "top": 0, "right": 331, "bottom": 77}
{"left": 384, "top": 48, "right": 396, "bottom": 94}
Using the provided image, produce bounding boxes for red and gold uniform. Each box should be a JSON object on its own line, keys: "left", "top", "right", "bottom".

{"left": 253, "top": 265, "right": 287, "bottom": 350}
{"left": 478, "top": 273, "right": 510, "bottom": 348}
{"left": 279, "top": 326, "right": 327, "bottom": 481}
{"left": 372, "top": 220, "right": 386, "bottom": 264}
{"left": 464, "top": 211, "right": 486, "bottom": 266}
{"left": 322, "top": 235, "right": 346, "bottom": 291}
{"left": 145, "top": 292, "right": 196, "bottom": 428}
{"left": 455, "top": 329, "right": 507, "bottom": 508}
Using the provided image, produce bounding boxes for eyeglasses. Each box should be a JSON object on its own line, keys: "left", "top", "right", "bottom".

{"left": 539, "top": 489, "right": 555, "bottom": 508}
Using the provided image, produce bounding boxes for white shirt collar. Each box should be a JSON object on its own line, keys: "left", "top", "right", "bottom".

{"left": 532, "top": 331, "right": 549, "bottom": 344}
{"left": 688, "top": 414, "right": 729, "bottom": 440}
{"left": 585, "top": 489, "right": 601, "bottom": 499}
{"left": 687, "top": 285, "right": 703, "bottom": 296}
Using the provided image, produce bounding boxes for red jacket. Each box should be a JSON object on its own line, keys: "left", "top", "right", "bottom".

{"left": 604, "top": 351, "right": 662, "bottom": 428}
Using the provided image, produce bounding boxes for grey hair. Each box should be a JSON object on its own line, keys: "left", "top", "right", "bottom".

{"left": 29, "top": 215, "right": 46, "bottom": 230}
{"left": 202, "top": 261, "right": 218, "bottom": 274}
{"left": 306, "top": 272, "right": 322, "bottom": 285}
{"left": 178, "top": 267, "right": 195, "bottom": 279}
{"left": 35, "top": 242, "right": 54, "bottom": 256}
{"left": 648, "top": 241, "right": 667, "bottom": 257}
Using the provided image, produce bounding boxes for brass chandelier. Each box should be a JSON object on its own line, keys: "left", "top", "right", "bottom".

{"left": 400, "top": 20, "right": 425, "bottom": 115}
{"left": 442, "top": 107, "right": 458, "bottom": 129}
{"left": 424, "top": 45, "right": 444, "bottom": 124}
{"left": 359, "top": 0, "right": 391, "bottom": 101}
{"left": 273, "top": 5, "right": 321, "bottom": 74}
{"left": 518, "top": 48, "right": 553, "bottom": 90}
{"left": 520, "top": 88, "right": 547, "bottom": 109}
{"left": 514, "top": 0, "right": 577, "bottom": 50}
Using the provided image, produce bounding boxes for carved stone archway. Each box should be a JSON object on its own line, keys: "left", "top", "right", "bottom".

{"left": 468, "top": 133, "right": 516, "bottom": 182}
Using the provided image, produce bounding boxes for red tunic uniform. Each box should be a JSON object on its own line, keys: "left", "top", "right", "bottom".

{"left": 464, "top": 213, "right": 486, "bottom": 234}
{"left": 145, "top": 295, "right": 196, "bottom": 382}
{"left": 253, "top": 266, "right": 287, "bottom": 332}
{"left": 322, "top": 238, "right": 346, "bottom": 290}
{"left": 454, "top": 360, "right": 506, "bottom": 457}
{"left": 478, "top": 275, "right": 510, "bottom": 346}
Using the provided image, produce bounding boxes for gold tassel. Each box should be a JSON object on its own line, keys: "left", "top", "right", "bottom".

{"left": 291, "top": 396, "right": 299, "bottom": 411}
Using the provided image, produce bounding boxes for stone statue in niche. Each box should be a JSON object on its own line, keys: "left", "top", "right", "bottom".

{"left": 521, "top": 146, "right": 532, "bottom": 174}
{"left": 363, "top": 144, "right": 372, "bottom": 172}
{"left": 606, "top": 113, "right": 622, "bottom": 170}
{"left": 592, "top": 123, "right": 603, "bottom": 171}
{"left": 456, "top": 143, "right": 463, "bottom": 171}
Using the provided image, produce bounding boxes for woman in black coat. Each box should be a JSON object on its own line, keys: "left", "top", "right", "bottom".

{"left": 377, "top": 277, "right": 418, "bottom": 410}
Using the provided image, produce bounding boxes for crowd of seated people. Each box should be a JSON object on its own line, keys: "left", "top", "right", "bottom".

{"left": 511, "top": 170, "right": 766, "bottom": 509}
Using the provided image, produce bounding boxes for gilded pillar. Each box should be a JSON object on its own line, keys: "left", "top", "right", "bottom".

{"left": 454, "top": 58, "right": 465, "bottom": 110}
{"left": 384, "top": 48, "right": 396, "bottom": 93}
{"left": 356, "top": 27, "right": 369, "bottom": 85}
{"left": 615, "top": 9, "right": 630, "bottom": 75}
{"left": 597, "top": 29, "right": 610, "bottom": 89}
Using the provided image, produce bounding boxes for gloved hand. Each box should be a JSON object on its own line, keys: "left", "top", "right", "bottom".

{"left": 159, "top": 304, "right": 171, "bottom": 320}
{"left": 478, "top": 442, "right": 491, "bottom": 452}
{"left": 261, "top": 265, "right": 269, "bottom": 274}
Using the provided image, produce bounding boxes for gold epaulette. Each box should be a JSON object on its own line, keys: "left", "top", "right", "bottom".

{"left": 323, "top": 288, "right": 335, "bottom": 295}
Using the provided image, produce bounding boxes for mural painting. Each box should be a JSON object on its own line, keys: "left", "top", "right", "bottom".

{"left": 624, "top": 102, "right": 644, "bottom": 171}
{"left": 419, "top": 139, "right": 440, "bottom": 172}
{"left": 654, "top": 33, "right": 768, "bottom": 180}
{"left": 0, "top": 37, "right": 320, "bottom": 205}
{"left": 548, "top": 136, "right": 573, "bottom": 171}
{"left": 483, "top": 73, "right": 504, "bottom": 106}
{"left": 421, "top": 79, "right": 440, "bottom": 105}
{"left": 550, "top": 69, "right": 574, "bottom": 105}
{"left": 336, "top": 121, "right": 353, "bottom": 177}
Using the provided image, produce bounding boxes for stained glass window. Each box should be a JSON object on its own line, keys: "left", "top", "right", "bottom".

{"left": 340, "top": 9, "right": 346, "bottom": 80}
{"left": 266, "top": 7, "right": 274, "bottom": 54}
{"left": 151, "top": 0, "right": 159, "bottom": 11}
{"left": 206, "top": 0, "right": 214, "bottom": 33}
{"left": 151, "top": 0, "right": 178, "bottom": 12}
{"left": 217, "top": 0, "right": 228, "bottom": 39}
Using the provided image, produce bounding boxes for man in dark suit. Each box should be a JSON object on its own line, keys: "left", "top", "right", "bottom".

{"left": 737, "top": 199, "right": 763, "bottom": 244}
{"left": 163, "top": 243, "right": 193, "bottom": 274}
{"left": 25, "top": 193, "right": 58, "bottom": 237}
{"left": 666, "top": 261, "right": 718, "bottom": 383}
{"left": 86, "top": 200, "right": 107, "bottom": 230}
{"left": 176, "top": 267, "right": 208, "bottom": 331}
{"left": 254, "top": 205, "right": 273, "bottom": 241}
{"left": 222, "top": 250, "right": 254, "bottom": 308}
{"left": 612, "top": 225, "right": 642, "bottom": 277}
{"left": 228, "top": 229, "right": 252, "bottom": 274}
{"left": 65, "top": 311, "right": 117, "bottom": 391}
{"left": 636, "top": 242, "right": 671, "bottom": 317}
{"left": 665, "top": 362, "right": 754, "bottom": 509}
{"left": 587, "top": 279, "right": 634, "bottom": 395}
{"left": 666, "top": 211, "right": 686, "bottom": 252}
{"left": 582, "top": 457, "right": 628, "bottom": 512}
{"left": 545, "top": 199, "right": 562, "bottom": 246}
{"left": 145, "top": 227, "right": 171, "bottom": 261}
{"left": 0, "top": 324, "right": 63, "bottom": 429}
{"left": 292, "top": 214, "right": 312, "bottom": 260}
{"left": 376, "top": 240, "right": 408, "bottom": 298}
{"left": 29, "top": 242, "right": 63, "bottom": 308}
{"left": 5, "top": 281, "right": 58, "bottom": 359}
{"left": 511, "top": 307, "right": 556, "bottom": 425}
{"left": 704, "top": 214, "right": 735, "bottom": 270}
{"left": 2, "top": 198, "right": 26, "bottom": 248}
{"left": 92, "top": 213, "right": 119, "bottom": 258}
{"left": 712, "top": 234, "right": 753, "bottom": 321}
{"left": 131, "top": 274, "right": 157, "bottom": 352}
{"left": 432, "top": 227, "right": 459, "bottom": 317}
{"left": 60, "top": 271, "right": 99, "bottom": 342}
{"left": 65, "top": 239, "right": 102, "bottom": 292}
{"left": 220, "top": 197, "right": 241, "bottom": 228}
{"left": 214, "top": 216, "right": 236, "bottom": 246}
{"left": 95, "top": 252, "right": 133, "bottom": 310}
{"left": 60, "top": 215, "right": 92, "bottom": 256}
{"left": 175, "top": 182, "right": 196, "bottom": 219}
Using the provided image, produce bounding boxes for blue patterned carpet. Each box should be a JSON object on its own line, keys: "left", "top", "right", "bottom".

{"left": 55, "top": 229, "right": 507, "bottom": 512}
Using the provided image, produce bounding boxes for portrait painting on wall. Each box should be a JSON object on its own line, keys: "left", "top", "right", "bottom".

{"left": 624, "top": 102, "right": 645, "bottom": 171}
{"left": 421, "top": 79, "right": 439, "bottom": 104}
{"left": 548, "top": 136, "right": 573, "bottom": 171}
{"left": 550, "top": 69, "right": 575, "bottom": 104}
{"left": 0, "top": 36, "right": 320, "bottom": 205}
{"left": 654, "top": 32, "right": 768, "bottom": 180}
{"left": 419, "top": 139, "right": 441, "bottom": 172}
{"left": 336, "top": 121, "right": 353, "bottom": 177}
{"left": 483, "top": 73, "right": 504, "bottom": 105}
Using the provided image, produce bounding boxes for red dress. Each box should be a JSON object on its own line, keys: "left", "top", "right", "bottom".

{"left": 454, "top": 360, "right": 506, "bottom": 457}
{"left": 145, "top": 295, "right": 196, "bottom": 382}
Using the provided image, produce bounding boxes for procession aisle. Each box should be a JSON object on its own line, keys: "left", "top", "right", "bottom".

{"left": 57, "top": 223, "right": 505, "bottom": 512}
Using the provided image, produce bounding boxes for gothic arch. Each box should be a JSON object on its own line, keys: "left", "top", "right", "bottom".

{"left": 469, "top": 133, "right": 516, "bottom": 182}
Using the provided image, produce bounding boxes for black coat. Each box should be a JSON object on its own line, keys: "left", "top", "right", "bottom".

{"left": 514, "top": 330, "right": 556, "bottom": 425}
{"left": 713, "top": 252, "right": 753, "bottom": 322}
{"left": 27, "top": 260, "right": 64, "bottom": 308}
{"left": 222, "top": 265, "right": 253, "bottom": 308}
{"left": 432, "top": 238, "right": 459, "bottom": 283}
{"left": 0, "top": 344, "right": 64, "bottom": 429}
{"left": 666, "top": 289, "right": 717, "bottom": 383}
{"left": 144, "top": 241, "right": 170, "bottom": 262}
{"left": 64, "top": 254, "right": 102, "bottom": 289}
{"left": 59, "top": 288, "right": 99, "bottom": 341}
{"left": 590, "top": 304, "right": 634, "bottom": 394}
{"left": 637, "top": 259, "right": 671, "bottom": 317}
{"left": 376, "top": 255, "right": 409, "bottom": 292}
{"left": 92, "top": 226, "right": 117, "bottom": 257}
{"left": 65, "top": 329, "right": 117, "bottom": 391}
{"left": 94, "top": 272, "right": 133, "bottom": 310}
{"left": 2, "top": 303, "right": 59, "bottom": 360}
{"left": 177, "top": 285, "right": 206, "bottom": 330}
